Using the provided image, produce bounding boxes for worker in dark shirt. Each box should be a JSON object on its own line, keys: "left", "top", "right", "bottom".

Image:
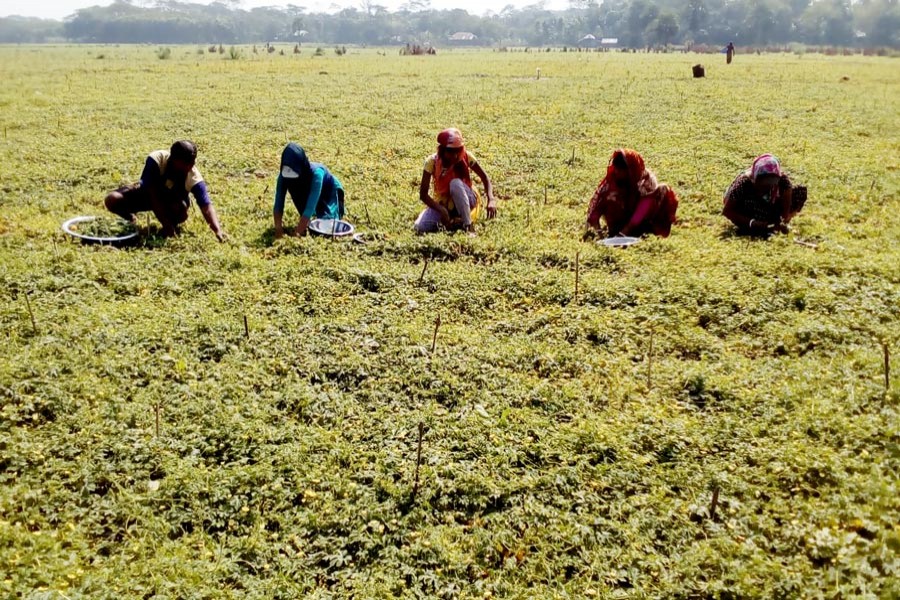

{"left": 104, "top": 140, "right": 225, "bottom": 241}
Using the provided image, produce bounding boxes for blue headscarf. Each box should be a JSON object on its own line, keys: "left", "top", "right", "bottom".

{"left": 280, "top": 142, "right": 313, "bottom": 204}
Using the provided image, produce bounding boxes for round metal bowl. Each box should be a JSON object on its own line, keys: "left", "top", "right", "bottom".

{"left": 599, "top": 235, "right": 641, "bottom": 248}
{"left": 308, "top": 219, "right": 355, "bottom": 237}
{"left": 62, "top": 216, "right": 139, "bottom": 244}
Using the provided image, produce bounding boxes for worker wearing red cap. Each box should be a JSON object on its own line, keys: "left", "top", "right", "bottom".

{"left": 415, "top": 128, "right": 497, "bottom": 235}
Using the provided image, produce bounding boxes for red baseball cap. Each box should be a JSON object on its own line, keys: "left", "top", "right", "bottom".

{"left": 437, "top": 128, "right": 464, "bottom": 149}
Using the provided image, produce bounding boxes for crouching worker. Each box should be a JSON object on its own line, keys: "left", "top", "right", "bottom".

{"left": 723, "top": 154, "right": 806, "bottom": 235}
{"left": 586, "top": 149, "right": 678, "bottom": 238}
{"left": 104, "top": 140, "right": 225, "bottom": 241}
{"left": 415, "top": 128, "right": 497, "bottom": 235}
{"left": 274, "top": 142, "right": 345, "bottom": 238}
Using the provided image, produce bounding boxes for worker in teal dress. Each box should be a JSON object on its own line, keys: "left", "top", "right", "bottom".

{"left": 273, "top": 142, "right": 345, "bottom": 238}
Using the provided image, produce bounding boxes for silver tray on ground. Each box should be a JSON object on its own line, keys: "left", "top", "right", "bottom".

{"left": 599, "top": 235, "right": 640, "bottom": 248}
{"left": 62, "top": 216, "right": 139, "bottom": 244}
{"left": 309, "top": 219, "right": 355, "bottom": 237}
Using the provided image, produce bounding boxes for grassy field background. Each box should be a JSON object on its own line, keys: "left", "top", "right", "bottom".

{"left": 1, "top": 45, "right": 899, "bottom": 598}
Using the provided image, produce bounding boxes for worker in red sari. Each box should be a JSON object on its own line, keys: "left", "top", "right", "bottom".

{"left": 586, "top": 149, "right": 678, "bottom": 238}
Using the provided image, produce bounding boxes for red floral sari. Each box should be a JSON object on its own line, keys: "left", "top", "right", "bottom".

{"left": 586, "top": 149, "right": 678, "bottom": 237}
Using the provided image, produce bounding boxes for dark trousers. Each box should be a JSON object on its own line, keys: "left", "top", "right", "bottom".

{"left": 108, "top": 182, "right": 189, "bottom": 225}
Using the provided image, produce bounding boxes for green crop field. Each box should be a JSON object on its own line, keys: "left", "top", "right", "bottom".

{"left": 1, "top": 45, "right": 898, "bottom": 598}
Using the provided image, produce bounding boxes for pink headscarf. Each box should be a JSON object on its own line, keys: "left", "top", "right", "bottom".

{"left": 749, "top": 154, "right": 782, "bottom": 182}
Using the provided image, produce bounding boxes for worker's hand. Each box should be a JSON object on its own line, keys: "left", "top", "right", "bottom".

{"left": 293, "top": 223, "right": 308, "bottom": 237}
{"left": 214, "top": 229, "right": 227, "bottom": 242}
{"left": 486, "top": 197, "right": 498, "bottom": 219}
{"left": 749, "top": 220, "right": 773, "bottom": 235}
{"left": 437, "top": 205, "right": 452, "bottom": 229}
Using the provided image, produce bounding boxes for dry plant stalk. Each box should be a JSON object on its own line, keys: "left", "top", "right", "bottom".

{"left": 431, "top": 315, "right": 441, "bottom": 353}
{"left": 647, "top": 327, "right": 654, "bottom": 391}
{"left": 243, "top": 314, "right": 249, "bottom": 338}
{"left": 24, "top": 291, "right": 37, "bottom": 333}
{"left": 154, "top": 402, "right": 162, "bottom": 437}
{"left": 574, "top": 252, "right": 580, "bottom": 305}
{"left": 419, "top": 258, "right": 429, "bottom": 283}
{"left": 411, "top": 421, "right": 425, "bottom": 503}
{"left": 883, "top": 341, "right": 891, "bottom": 393}
{"left": 709, "top": 486, "right": 720, "bottom": 521}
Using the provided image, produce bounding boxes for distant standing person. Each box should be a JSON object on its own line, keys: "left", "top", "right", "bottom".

{"left": 415, "top": 128, "right": 497, "bottom": 235}
{"left": 104, "top": 140, "right": 225, "bottom": 240}
{"left": 586, "top": 149, "right": 678, "bottom": 238}
{"left": 723, "top": 154, "right": 807, "bottom": 235}
{"left": 273, "top": 142, "right": 345, "bottom": 238}
{"left": 726, "top": 42, "right": 735, "bottom": 64}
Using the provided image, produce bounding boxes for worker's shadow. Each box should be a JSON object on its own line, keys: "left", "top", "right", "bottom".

{"left": 255, "top": 227, "right": 279, "bottom": 248}
{"left": 253, "top": 227, "right": 320, "bottom": 250}
{"left": 717, "top": 226, "right": 772, "bottom": 241}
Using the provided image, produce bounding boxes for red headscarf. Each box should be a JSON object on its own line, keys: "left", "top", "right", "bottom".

{"left": 587, "top": 149, "right": 647, "bottom": 228}
{"left": 609, "top": 149, "right": 646, "bottom": 207}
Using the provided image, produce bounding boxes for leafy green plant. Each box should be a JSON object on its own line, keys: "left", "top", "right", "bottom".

{"left": 0, "top": 47, "right": 897, "bottom": 599}
{"left": 156, "top": 47, "right": 171, "bottom": 60}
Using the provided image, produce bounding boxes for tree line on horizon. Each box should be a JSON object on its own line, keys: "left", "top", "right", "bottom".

{"left": 0, "top": 0, "right": 897, "bottom": 48}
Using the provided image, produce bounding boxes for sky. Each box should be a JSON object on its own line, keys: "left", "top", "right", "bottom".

{"left": 0, "top": 0, "right": 570, "bottom": 20}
